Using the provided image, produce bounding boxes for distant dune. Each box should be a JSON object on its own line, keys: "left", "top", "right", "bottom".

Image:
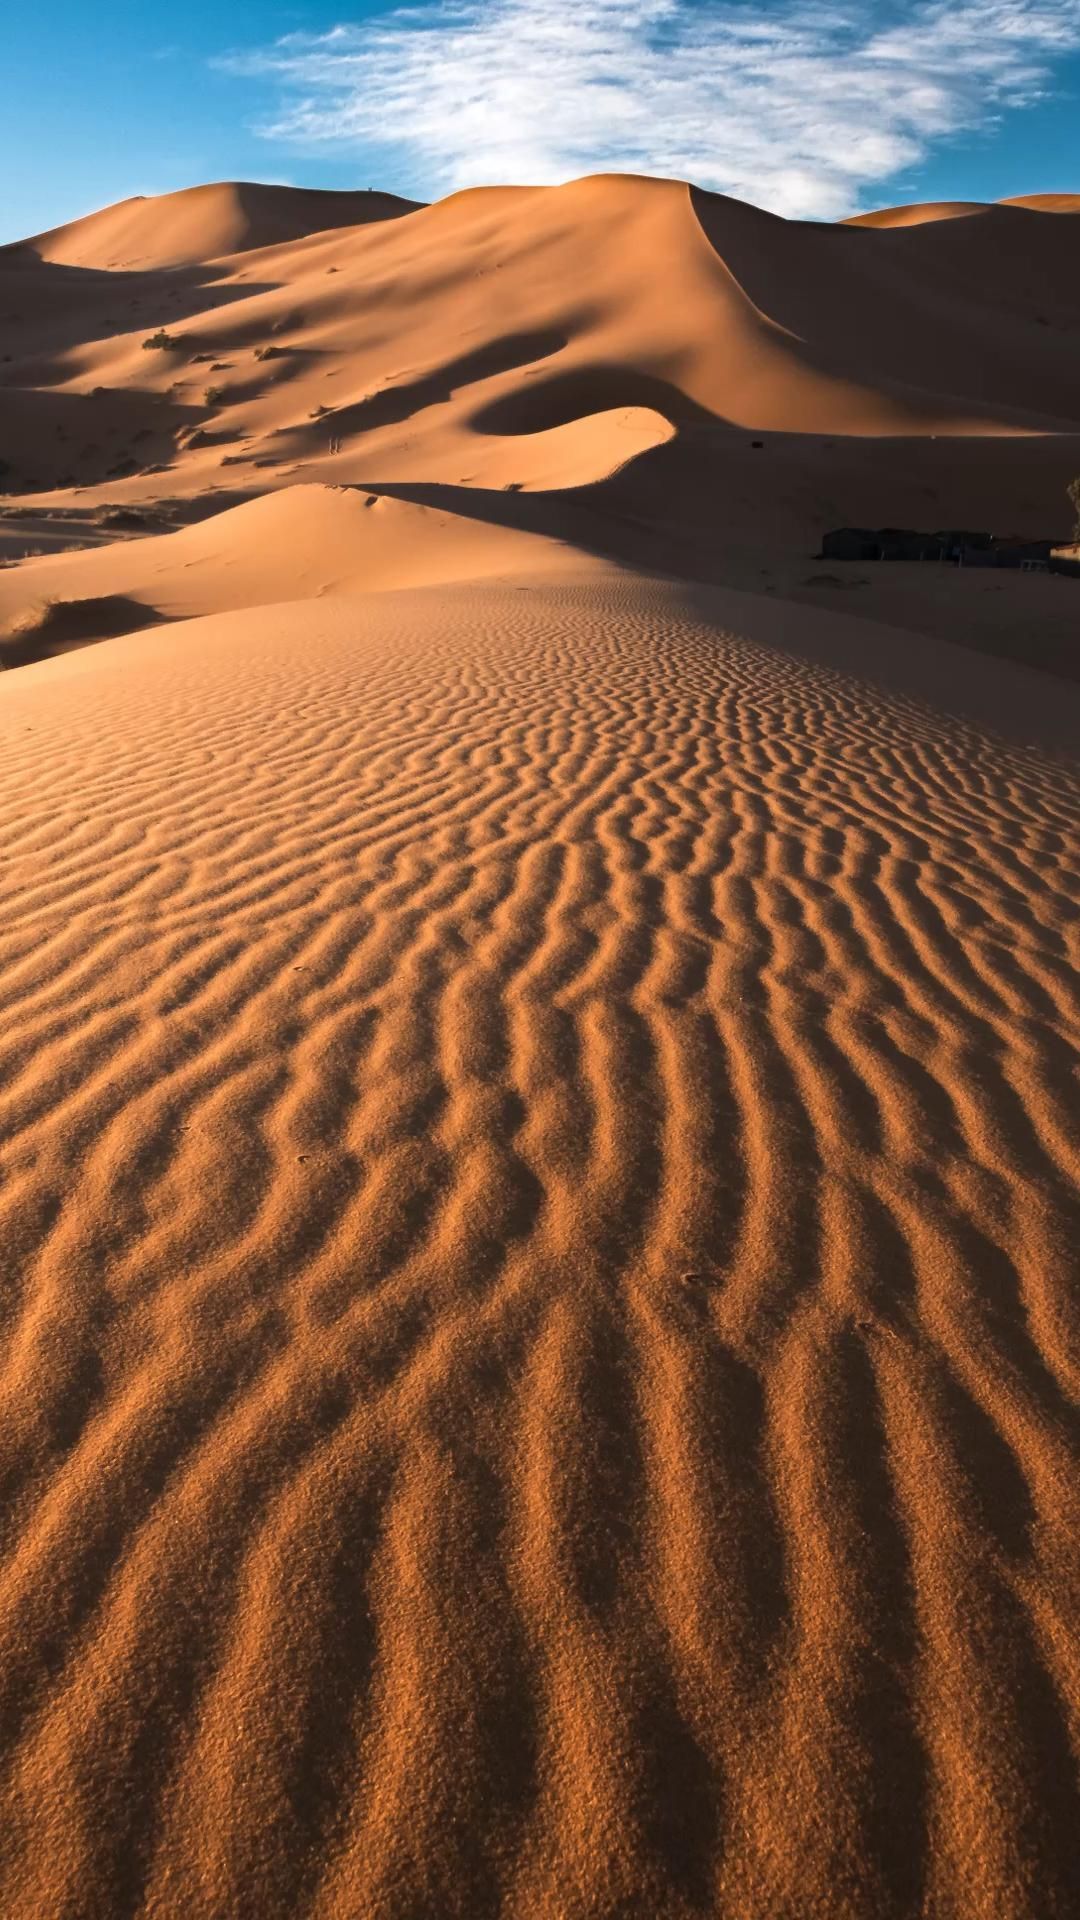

{"left": 847, "top": 192, "right": 1080, "bottom": 227}
{"left": 15, "top": 180, "right": 423, "bottom": 271}
{"left": 0, "top": 174, "right": 1078, "bottom": 1919}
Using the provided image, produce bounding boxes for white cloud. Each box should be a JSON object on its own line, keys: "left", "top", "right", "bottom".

{"left": 221, "top": 0, "right": 1080, "bottom": 219}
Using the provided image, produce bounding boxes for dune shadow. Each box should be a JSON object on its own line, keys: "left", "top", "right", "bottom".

{"left": 469, "top": 363, "right": 713, "bottom": 436}
{"left": 308, "top": 329, "right": 570, "bottom": 441}
{"left": 0, "top": 249, "right": 279, "bottom": 357}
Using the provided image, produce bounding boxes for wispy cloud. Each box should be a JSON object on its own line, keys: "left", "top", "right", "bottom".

{"left": 221, "top": 0, "right": 1080, "bottom": 218}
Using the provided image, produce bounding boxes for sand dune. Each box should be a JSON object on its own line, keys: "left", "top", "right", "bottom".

{"left": 0, "top": 485, "right": 580, "bottom": 655}
{"left": 845, "top": 202, "right": 996, "bottom": 228}
{"left": 1002, "top": 193, "right": 1080, "bottom": 215}
{"left": 1, "top": 171, "right": 1079, "bottom": 1916}
{"left": 4, "top": 172, "right": 1080, "bottom": 528}
{"left": 690, "top": 191, "right": 1080, "bottom": 429}
{"left": 847, "top": 193, "right": 1080, "bottom": 228}
{"left": 0, "top": 576, "right": 1077, "bottom": 1917}
{"left": 3, "top": 169, "right": 1078, "bottom": 663}
{"left": 17, "top": 181, "right": 422, "bottom": 272}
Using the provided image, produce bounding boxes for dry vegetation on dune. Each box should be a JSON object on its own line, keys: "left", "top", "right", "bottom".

{"left": 0, "top": 593, "right": 167, "bottom": 667}
{"left": 0, "top": 174, "right": 1079, "bottom": 1918}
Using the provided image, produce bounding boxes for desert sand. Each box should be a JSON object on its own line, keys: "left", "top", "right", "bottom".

{"left": 0, "top": 176, "right": 1078, "bottom": 1919}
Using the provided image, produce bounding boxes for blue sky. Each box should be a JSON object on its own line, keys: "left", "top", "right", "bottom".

{"left": 2, "top": 0, "right": 1078, "bottom": 241}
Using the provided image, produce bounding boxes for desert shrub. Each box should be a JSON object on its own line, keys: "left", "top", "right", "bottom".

{"left": 204, "top": 386, "right": 225, "bottom": 406}
{"left": 3, "top": 593, "right": 164, "bottom": 667}
{"left": 1068, "top": 476, "right": 1080, "bottom": 541}
{"left": 142, "top": 329, "right": 181, "bottom": 351}
{"left": 97, "top": 506, "right": 154, "bottom": 531}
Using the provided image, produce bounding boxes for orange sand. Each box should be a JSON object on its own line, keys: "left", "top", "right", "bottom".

{"left": 0, "top": 177, "right": 1078, "bottom": 1919}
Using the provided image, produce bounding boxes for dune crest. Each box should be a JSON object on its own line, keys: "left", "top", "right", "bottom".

{"left": 844, "top": 201, "right": 994, "bottom": 228}
{"left": 847, "top": 192, "right": 1080, "bottom": 227}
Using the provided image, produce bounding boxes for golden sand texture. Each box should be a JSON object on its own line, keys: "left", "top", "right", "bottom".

{"left": 0, "top": 576, "right": 1077, "bottom": 1918}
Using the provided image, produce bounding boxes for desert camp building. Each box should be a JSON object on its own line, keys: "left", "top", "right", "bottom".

{"left": 821, "top": 527, "right": 1067, "bottom": 569}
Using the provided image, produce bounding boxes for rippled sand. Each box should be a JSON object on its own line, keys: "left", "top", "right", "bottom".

{"left": 1, "top": 577, "right": 1077, "bottom": 1917}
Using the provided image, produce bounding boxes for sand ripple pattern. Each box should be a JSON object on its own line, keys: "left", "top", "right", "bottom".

{"left": 0, "top": 581, "right": 1077, "bottom": 1918}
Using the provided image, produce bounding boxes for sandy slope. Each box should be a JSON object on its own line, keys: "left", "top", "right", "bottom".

{"left": 0, "top": 485, "right": 582, "bottom": 659}
{"left": 0, "top": 574, "right": 1077, "bottom": 1919}
{"left": 20, "top": 182, "right": 422, "bottom": 271}
{"left": 1, "top": 174, "right": 1079, "bottom": 1917}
